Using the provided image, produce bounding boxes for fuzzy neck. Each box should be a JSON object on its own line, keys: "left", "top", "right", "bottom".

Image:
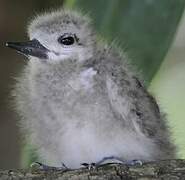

{"left": 28, "top": 58, "right": 90, "bottom": 77}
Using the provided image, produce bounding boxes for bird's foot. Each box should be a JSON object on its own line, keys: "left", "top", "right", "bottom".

{"left": 97, "top": 156, "right": 143, "bottom": 166}
{"left": 30, "top": 162, "right": 69, "bottom": 172}
{"left": 81, "top": 156, "right": 143, "bottom": 169}
{"left": 96, "top": 156, "right": 143, "bottom": 166}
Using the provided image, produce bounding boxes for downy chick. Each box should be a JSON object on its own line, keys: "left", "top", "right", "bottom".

{"left": 6, "top": 9, "right": 176, "bottom": 169}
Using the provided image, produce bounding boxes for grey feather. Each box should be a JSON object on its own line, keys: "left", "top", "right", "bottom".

{"left": 12, "top": 9, "right": 176, "bottom": 169}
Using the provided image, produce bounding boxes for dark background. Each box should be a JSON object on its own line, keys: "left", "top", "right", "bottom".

{"left": 0, "top": 0, "right": 64, "bottom": 170}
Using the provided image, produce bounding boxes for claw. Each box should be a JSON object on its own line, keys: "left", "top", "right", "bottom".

{"left": 81, "top": 163, "right": 96, "bottom": 170}
{"left": 30, "top": 162, "right": 44, "bottom": 171}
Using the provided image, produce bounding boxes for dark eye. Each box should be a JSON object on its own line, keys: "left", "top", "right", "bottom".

{"left": 58, "top": 35, "right": 75, "bottom": 45}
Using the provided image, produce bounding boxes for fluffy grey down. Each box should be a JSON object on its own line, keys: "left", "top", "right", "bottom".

{"left": 13, "top": 9, "right": 176, "bottom": 169}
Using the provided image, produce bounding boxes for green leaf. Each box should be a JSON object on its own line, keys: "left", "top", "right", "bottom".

{"left": 65, "top": 0, "right": 185, "bottom": 85}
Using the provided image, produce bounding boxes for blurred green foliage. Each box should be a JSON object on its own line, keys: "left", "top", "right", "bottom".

{"left": 65, "top": 0, "right": 185, "bottom": 85}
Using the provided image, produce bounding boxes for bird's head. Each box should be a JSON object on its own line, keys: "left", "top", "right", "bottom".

{"left": 6, "top": 9, "right": 96, "bottom": 64}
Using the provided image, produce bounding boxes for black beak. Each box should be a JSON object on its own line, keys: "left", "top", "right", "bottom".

{"left": 6, "top": 39, "right": 49, "bottom": 59}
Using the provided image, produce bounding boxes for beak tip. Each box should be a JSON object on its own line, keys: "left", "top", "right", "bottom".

{"left": 5, "top": 42, "right": 9, "bottom": 47}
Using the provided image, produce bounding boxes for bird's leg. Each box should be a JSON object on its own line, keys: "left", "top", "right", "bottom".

{"left": 30, "top": 162, "right": 70, "bottom": 171}
{"left": 81, "top": 156, "right": 143, "bottom": 169}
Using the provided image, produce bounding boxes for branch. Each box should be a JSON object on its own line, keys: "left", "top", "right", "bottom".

{"left": 1, "top": 159, "right": 185, "bottom": 180}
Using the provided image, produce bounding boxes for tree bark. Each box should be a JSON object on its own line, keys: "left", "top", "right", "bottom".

{"left": 1, "top": 159, "right": 185, "bottom": 180}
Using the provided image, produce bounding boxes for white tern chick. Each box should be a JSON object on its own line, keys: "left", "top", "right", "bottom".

{"left": 7, "top": 9, "right": 176, "bottom": 169}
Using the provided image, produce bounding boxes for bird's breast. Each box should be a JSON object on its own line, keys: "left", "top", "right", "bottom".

{"left": 33, "top": 67, "right": 107, "bottom": 123}
{"left": 67, "top": 67, "right": 97, "bottom": 92}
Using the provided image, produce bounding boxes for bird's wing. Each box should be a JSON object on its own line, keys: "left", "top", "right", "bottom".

{"left": 105, "top": 69, "right": 161, "bottom": 137}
